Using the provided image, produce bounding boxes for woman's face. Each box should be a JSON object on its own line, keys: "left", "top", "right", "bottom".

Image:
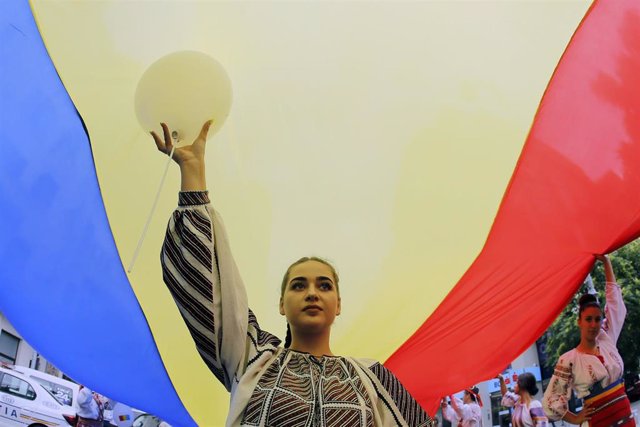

{"left": 462, "top": 391, "right": 472, "bottom": 404}
{"left": 279, "top": 260, "right": 341, "bottom": 337}
{"left": 578, "top": 306, "right": 602, "bottom": 341}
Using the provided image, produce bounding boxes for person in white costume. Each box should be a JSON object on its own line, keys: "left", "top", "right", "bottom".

{"left": 498, "top": 372, "right": 548, "bottom": 427}
{"left": 440, "top": 397, "right": 459, "bottom": 426}
{"left": 542, "top": 255, "right": 635, "bottom": 427}
{"left": 76, "top": 385, "right": 103, "bottom": 427}
{"left": 442, "top": 386, "right": 483, "bottom": 427}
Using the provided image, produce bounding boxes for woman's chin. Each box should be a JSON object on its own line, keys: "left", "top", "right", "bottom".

{"left": 293, "top": 319, "right": 330, "bottom": 334}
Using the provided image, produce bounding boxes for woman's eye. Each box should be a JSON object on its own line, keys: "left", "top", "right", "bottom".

{"left": 291, "top": 282, "right": 304, "bottom": 290}
{"left": 320, "top": 282, "right": 333, "bottom": 290}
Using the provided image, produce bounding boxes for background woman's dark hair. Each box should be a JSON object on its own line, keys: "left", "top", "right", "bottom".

{"left": 281, "top": 256, "right": 340, "bottom": 348}
{"left": 466, "top": 386, "right": 479, "bottom": 402}
{"left": 517, "top": 372, "right": 539, "bottom": 396}
{"left": 578, "top": 293, "right": 601, "bottom": 318}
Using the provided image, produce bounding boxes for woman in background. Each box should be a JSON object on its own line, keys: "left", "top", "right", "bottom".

{"left": 442, "top": 386, "right": 483, "bottom": 427}
{"left": 542, "top": 255, "right": 635, "bottom": 426}
{"left": 76, "top": 385, "right": 104, "bottom": 427}
{"left": 497, "top": 373, "right": 548, "bottom": 427}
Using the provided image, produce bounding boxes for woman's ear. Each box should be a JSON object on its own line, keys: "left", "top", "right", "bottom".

{"left": 279, "top": 298, "right": 285, "bottom": 316}
{"left": 336, "top": 297, "right": 341, "bottom": 316}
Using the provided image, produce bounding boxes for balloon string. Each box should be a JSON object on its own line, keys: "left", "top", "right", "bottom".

{"left": 127, "top": 145, "right": 176, "bottom": 273}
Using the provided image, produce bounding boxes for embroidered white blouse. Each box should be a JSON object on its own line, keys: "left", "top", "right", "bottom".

{"left": 501, "top": 392, "right": 548, "bottom": 427}
{"left": 542, "top": 281, "right": 627, "bottom": 421}
{"left": 161, "top": 192, "right": 434, "bottom": 427}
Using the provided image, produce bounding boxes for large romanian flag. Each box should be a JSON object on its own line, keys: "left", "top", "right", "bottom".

{"left": 2, "top": 1, "right": 639, "bottom": 425}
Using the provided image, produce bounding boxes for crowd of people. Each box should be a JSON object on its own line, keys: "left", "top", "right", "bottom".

{"left": 149, "top": 121, "right": 635, "bottom": 426}
{"left": 439, "top": 254, "right": 634, "bottom": 427}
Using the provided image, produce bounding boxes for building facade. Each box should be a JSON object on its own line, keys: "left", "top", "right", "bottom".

{"left": 0, "top": 312, "right": 62, "bottom": 377}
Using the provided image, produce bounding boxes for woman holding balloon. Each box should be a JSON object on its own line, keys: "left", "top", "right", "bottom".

{"left": 151, "top": 121, "right": 435, "bottom": 427}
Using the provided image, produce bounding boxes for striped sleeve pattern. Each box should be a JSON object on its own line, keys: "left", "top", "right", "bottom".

{"left": 161, "top": 191, "right": 281, "bottom": 390}
{"left": 367, "top": 362, "right": 435, "bottom": 427}
{"left": 162, "top": 191, "right": 230, "bottom": 386}
{"left": 248, "top": 310, "right": 281, "bottom": 349}
{"left": 178, "top": 191, "right": 211, "bottom": 206}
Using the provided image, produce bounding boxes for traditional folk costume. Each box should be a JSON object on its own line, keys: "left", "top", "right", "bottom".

{"left": 501, "top": 392, "right": 548, "bottom": 427}
{"left": 161, "top": 191, "right": 435, "bottom": 427}
{"left": 442, "top": 394, "right": 483, "bottom": 427}
{"left": 441, "top": 406, "right": 460, "bottom": 427}
{"left": 542, "top": 281, "right": 635, "bottom": 427}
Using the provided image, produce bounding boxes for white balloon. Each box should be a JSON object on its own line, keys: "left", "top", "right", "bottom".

{"left": 134, "top": 50, "right": 232, "bottom": 143}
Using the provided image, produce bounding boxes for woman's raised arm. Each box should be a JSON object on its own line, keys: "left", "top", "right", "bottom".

{"left": 595, "top": 254, "right": 627, "bottom": 342}
{"left": 154, "top": 121, "right": 280, "bottom": 392}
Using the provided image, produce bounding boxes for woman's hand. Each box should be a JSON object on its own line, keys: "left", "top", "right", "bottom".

{"left": 576, "top": 403, "right": 595, "bottom": 424}
{"left": 496, "top": 374, "right": 507, "bottom": 395}
{"left": 151, "top": 121, "right": 213, "bottom": 191}
{"left": 595, "top": 254, "right": 616, "bottom": 283}
{"left": 568, "top": 402, "right": 594, "bottom": 425}
{"left": 595, "top": 254, "right": 608, "bottom": 263}
{"left": 151, "top": 121, "right": 212, "bottom": 166}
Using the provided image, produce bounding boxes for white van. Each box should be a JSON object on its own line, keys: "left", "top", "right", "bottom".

{"left": 0, "top": 365, "right": 75, "bottom": 426}
{"left": 8, "top": 366, "right": 134, "bottom": 427}
{"left": 9, "top": 366, "right": 78, "bottom": 413}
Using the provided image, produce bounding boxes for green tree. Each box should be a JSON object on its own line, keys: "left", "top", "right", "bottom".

{"left": 543, "top": 241, "right": 640, "bottom": 375}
